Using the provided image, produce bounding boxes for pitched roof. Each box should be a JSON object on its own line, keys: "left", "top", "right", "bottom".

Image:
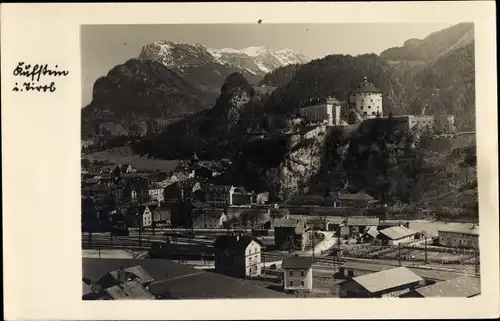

{"left": 102, "top": 265, "right": 155, "bottom": 285}
{"left": 336, "top": 192, "right": 375, "bottom": 202}
{"left": 82, "top": 281, "right": 93, "bottom": 296}
{"left": 191, "top": 200, "right": 210, "bottom": 209}
{"left": 213, "top": 235, "right": 262, "bottom": 252}
{"left": 149, "top": 272, "right": 285, "bottom": 299}
{"left": 326, "top": 216, "right": 346, "bottom": 225}
{"left": 379, "top": 220, "right": 409, "bottom": 228}
{"left": 83, "top": 258, "right": 284, "bottom": 299}
{"left": 104, "top": 280, "right": 156, "bottom": 300}
{"left": 282, "top": 255, "right": 313, "bottom": 269}
{"left": 346, "top": 216, "right": 380, "bottom": 226}
{"left": 208, "top": 185, "right": 233, "bottom": 192}
{"left": 379, "top": 226, "right": 416, "bottom": 240}
{"left": 233, "top": 186, "right": 252, "bottom": 194}
{"left": 352, "top": 267, "right": 423, "bottom": 293}
{"left": 415, "top": 276, "right": 481, "bottom": 297}
{"left": 366, "top": 226, "right": 380, "bottom": 238}
{"left": 349, "top": 77, "right": 382, "bottom": 94}
{"left": 439, "top": 224, "right": 479, "bottom": 235}
{"left": 340, "top": 261, "right": 462, "bottom": 282}
{"left": 274, "top": 218, "right": 303, "bottom": 228}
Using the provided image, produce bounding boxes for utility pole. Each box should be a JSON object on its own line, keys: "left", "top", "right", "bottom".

{"left": 424, "top": 236, "right": 428, "bottom": 264}
{"left": 398, "top": 243, "right": 401, "bottom": 266}
{"left": 474, "top": 248, "right": 479, "bottom": 277}
{"left": 311, "top": 226, "right": 315, "bottom": 264}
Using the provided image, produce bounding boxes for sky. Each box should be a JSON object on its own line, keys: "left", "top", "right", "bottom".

{"left": 81, "top": 23, "right": 452, "bottom": 106}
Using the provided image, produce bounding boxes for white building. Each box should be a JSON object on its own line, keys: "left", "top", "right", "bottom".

{"left": 205, "top": 185, "right": 235, "bottom": 208}
{"left": 378, "top": 225, "right": 417, "bottom": 245}
{"left": 438, "top": 224, "right": 479, "bottom": 249}
{"left": 348, "top": 76, "right": 383, "bottom": 119}
{"left": 299, "top": 97, "right": 342, "bottom": 126}
{"left": 282, "top": 255, "right": 313, "bottom": 293}
{"left": 141, "top": 206, "right": 153, "bottom": 228}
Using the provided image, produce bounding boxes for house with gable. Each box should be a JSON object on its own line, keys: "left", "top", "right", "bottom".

{"left": 340, "top": 216, "right": 380, "bottom": 238}
{"left": 213, "top": 235, "right": 263, "bottom": 278}
{"left": 126, "top": 205, "right": 157, "bottom": 228}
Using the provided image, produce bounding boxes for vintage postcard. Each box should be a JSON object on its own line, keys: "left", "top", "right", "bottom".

{"left": 2, "top": 2, "right": 499, "bottom": 320}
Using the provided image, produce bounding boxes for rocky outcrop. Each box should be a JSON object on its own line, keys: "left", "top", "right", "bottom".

{"left": 264, "top": 125, "right": 328, "bottom": 201}
{"left": 81, "top": 59, "right": 216, "bottom": 138}
{"left": 131, "top": 72, "right": 264, "bottom": 160}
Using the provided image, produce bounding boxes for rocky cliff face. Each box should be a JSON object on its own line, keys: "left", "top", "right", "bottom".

{"left": 265, "top": 126, "right": 328, "bottom": 201}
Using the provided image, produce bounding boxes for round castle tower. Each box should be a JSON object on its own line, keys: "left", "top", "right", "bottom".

{"left": 348, "top": 76, "right": 383, "bottom": 120}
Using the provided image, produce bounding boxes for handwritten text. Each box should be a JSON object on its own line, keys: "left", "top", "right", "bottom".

{"left": 12, "top": 62, "right": 69, "bottom": 93}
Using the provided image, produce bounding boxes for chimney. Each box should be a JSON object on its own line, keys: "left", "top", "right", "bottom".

{"left": 117, "top": 266, "right": 126, "bottom": 283}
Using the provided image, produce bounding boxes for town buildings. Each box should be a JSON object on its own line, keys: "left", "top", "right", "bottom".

{"left": 205, "top": 184, "right": 255, "bottom": 208}
{"left": 205, "top": 185, "right": 234, "bottom": 207}
{"left": 152, "top": 204, "right": 171, "bottom": 227}
{"left": 340, "top": 216, "right": 380, "bottom": 238}
{"left": 282, "top": 255, "right": 313, "bottom": 293}
{"left": 126, "top": 205, "right": 156, "bottom": 228}
{"left": 339, "top": 267, "right": 425, "bottom": 298}
{"left": 274, "top": 218, "right": 308, "bottom": 250}
{"left": 348, "top": 76, "right": 383, "bottom": 119}
{"left": 83, "top": 258, "right": 285, "bottom": 299}
{"left": 213, "top": 235, "right": 263, "bottom": 278}
{"left": 438, "top": 224, "right": 479, "bottom": 249}
{"left": 191, "top": 209, "right": 221, "bottom": 229}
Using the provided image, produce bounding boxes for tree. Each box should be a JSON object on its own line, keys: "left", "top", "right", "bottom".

{"left": 223, "top": 216, "right": 240, "bottom": 229}
{"left": 241, "top": 210, "right": 264, "bottom": 229}
{"left": 270, "top": 208, "right": 289, "bottom": 221}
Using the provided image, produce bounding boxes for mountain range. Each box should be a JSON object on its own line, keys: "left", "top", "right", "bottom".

{"left": 138, "top": 41, "right": 309, "bottom": 89}
{"left": 82, "top": 22, "right": 475, "bottom": 140}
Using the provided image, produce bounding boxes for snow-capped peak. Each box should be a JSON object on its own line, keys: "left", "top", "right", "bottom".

{"left": 139, "top": 41, "right": 310, "bottom": 75}
{"left": 207, "top": 46, "right": 309, "bottom": 73}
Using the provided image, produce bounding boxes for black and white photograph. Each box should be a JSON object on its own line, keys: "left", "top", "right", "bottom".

{"left": 80, "top": 22, "right": 481, "bottom": 300}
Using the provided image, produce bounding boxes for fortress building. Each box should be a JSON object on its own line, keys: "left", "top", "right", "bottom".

{"left": 348, "top": 77, "right": 383, "bottom": 119}
{"left": 299, "top": 96, "right": 342, "bottom": 126}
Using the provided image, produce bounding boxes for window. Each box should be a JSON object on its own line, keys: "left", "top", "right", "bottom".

{"left": 368, "top": 106, "right": 371, "bottom": 109}
{"left": 301, "top": 281, "right": 304, "bottom": 286}
{"left": 289, "top": 270, "right": 293, "bottom": 276}
{"left": 372, "top": 112, "right": 375, "bottom": 115}
{"left": 300, "top": 270, "right": 305, "bottom": 277}
{"left": 363, "top": 112, "right": 367, "bottom": 116}
{"left": 289, "top": 281, "right": 293, "bottom": 286}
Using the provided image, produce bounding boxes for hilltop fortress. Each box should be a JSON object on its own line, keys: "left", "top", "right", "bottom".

{"left": 297, "top": 77, "right": 456, "bottom": 134}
